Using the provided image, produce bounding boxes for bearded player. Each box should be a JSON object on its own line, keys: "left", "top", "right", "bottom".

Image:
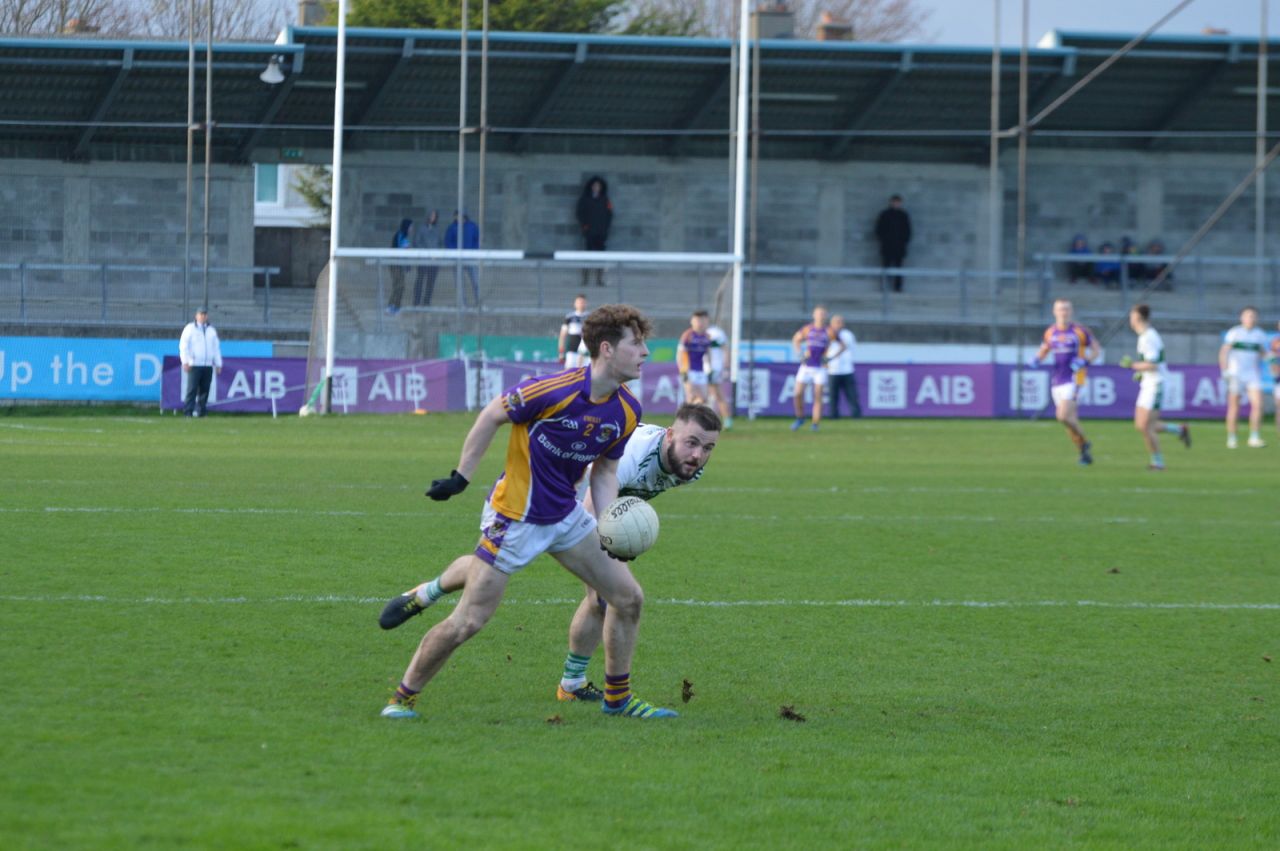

{"left": 380, "top": 402, "right": 721, "bottom": 703}
{"left": 1031, "top": 298, "right": 1099, "bottom": 465}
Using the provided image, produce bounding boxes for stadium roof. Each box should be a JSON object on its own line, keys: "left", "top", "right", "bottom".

{"left": 0, "top": 27, "right": 1275, "bottom": 164}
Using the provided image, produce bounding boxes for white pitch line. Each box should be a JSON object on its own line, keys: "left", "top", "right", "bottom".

{"left": 2, "top": 505, "right": 1273, "bottom": 528}
{"left": 0, "top": 594, "right": 1276, "bottom": 611}
{"left": 0, "top": 423, "right": 105, "bottom": 433}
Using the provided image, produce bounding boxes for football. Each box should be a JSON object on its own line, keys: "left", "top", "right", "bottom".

{"left": 598, "top": 496, "right": 660, "bottom": 560}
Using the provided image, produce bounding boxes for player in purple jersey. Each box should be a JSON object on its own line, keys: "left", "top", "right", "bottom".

{"left": 677, "top": 310, "right": 713, "bottom": 404}
{"left": 1031, "top": 299, "right": 1100, "bottom": 465}
{"left": 791, "top": 305, "right": 831, "bottom": 431}
{"left": 378, "top": 304, "right": 679, "bottom": 721}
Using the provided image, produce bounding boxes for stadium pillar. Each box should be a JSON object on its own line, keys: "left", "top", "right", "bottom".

{"left": 1256, "top": 1, "right": 1269, "bottom": 298}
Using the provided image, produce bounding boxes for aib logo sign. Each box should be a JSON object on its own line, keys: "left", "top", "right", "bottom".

{"left": 868, "top": 370, "right": 907, "bottom": 410}
{"left": 1011, "top": 370, "right": 1048, "bottom": 411}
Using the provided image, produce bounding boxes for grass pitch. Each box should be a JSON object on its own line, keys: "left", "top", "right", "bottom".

{"left": 1, "top": 411, "right": 1277, "bottom": 849}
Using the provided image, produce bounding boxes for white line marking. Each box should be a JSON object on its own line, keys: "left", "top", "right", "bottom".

{"left": 0, "top": 594, "right": 1276, "bottom": 611}
{"left": 0, "top": 423, "right": 105, "bottom": 433}
{"left": 697, "top": 485, "right": 1263, "bottom": 497}
{"left": 3, "top": 505, "right": 1272, "bottom": 528}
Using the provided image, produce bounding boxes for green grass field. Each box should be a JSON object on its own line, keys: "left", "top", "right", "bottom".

{"left": 2, "top": 411, "right": 1277, "bottom": 849}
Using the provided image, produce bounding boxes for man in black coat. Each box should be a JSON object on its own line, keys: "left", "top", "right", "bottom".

{"left": 875, "top": 194, "right": 912, "bottom": 292}
{"left": 576, "top": 175, "right": 613, "bottom": 287}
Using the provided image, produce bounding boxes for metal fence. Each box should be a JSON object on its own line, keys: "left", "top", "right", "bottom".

{"left": 0, "top": 262, "right": 287, "bottom": 329}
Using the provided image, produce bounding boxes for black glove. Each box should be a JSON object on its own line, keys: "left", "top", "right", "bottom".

{"left": 426, "top": 470, "right": 469, "bottom": 501}
{"left": 600, "top": 541, "right": 635, "bottom": 563}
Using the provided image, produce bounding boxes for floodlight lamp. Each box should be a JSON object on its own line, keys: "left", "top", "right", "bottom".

{"left": 260, "top": 56, "right": 285, "bottom": 85}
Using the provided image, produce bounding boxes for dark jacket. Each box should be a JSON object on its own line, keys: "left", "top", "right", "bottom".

{"left": 875, "top": 206, "right": 911, "bottom": 253}
{"left": 445, "top": 216, "right": 479, "bottom": 250}
{"left": 576, "top": 176, "right": 613, "bottom": 239}
{"left": 392, "top": 218, "right": 412, "bottom": 249}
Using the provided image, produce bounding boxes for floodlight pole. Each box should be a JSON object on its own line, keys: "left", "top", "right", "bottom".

{"left": 729, "top": 0, "right": 749, "bottom": 400}
{"left": 1256, "top": 0, "right": 1269, "bottom": 299}
{"left": 184, "top": 0, "right": 195, "bottom": 316}
{"left": 475, "top": 0, "right": 489, "bottom": 407}
{"left": 454, "top": 0, "right": 469, "bottom": 364}
{"left": 1014, "top": 0, "right": 1029, "bottom": 412}
{"left": 202, "top": 0, "right": 213, "bottom": 311}
{"left": 987, "top": 0, "right": 1001, "bottom": 364}
{"left": 323, "top": 0, "right": 348, "bottom": 412}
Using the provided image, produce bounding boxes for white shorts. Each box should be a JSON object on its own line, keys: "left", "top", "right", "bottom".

{"left": 1136, "top": 380, "right": 1163, "bottom": 411}
{"left": 564, "top": 351, "right": 588, "bottom": 369}
{"left": 683, "top": 370, "right": 708, "bottom": 387}
{"left": 707, "top": 369, "right": 724, "bottom": 385}
{"left": 796, "top": 364, "right": 828, "bottom": 387}
{"left": 1226, "top": 372, "right": 1262, "bottom": 395}
{"left": 475, "top": 501, "right": 596, "bottom": 575}
{"left": 1051, "top": 382, "right": 1080, "bottom": 405}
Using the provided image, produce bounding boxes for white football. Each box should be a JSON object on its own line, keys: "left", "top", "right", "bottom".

{"left": 598, "top": 496, "right": 660, "bottom": 560}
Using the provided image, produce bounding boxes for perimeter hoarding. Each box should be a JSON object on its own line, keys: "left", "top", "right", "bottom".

{"left": 161, "top": 357, "right": 1257, "bottom": 420}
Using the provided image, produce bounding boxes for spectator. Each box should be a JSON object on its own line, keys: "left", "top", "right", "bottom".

{"left": 575, "top": 175, "right": 613, "bottom": 287}
{"left": 445, "top": 211, "right": 480, "bottom": 306}
{"left": 1067, "top": 234, "right": 1094, "bottom": 284}
{"left": 386, "top": 217, "right": 412, "bottom": 315}
{"left": 826, "top": 314, "right": 861, "bottom": 419}
{"left": 412, "top": 210, "right": 440, "bottom": 306}
{"left": 1095, "top": 242, "right": 1121, "bottom": 289}
{"left": 874, "top": 194, "right": 912, "bottom": 292}
{"left": 179, "top": 306, "right": 222, "bottom": 418}
{"left": 1144, "top": 239, "right": 1173, "bottom": 290}
{"left": 1121, "top": 236, "right": 1144, "bottom": 283}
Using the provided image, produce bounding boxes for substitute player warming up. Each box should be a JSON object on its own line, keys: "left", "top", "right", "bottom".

{"left": 1032, "top": 299, "right": 1098, "bottom": 465}
{"left": 1122, "top": 304, "right": 1191, "bottom": 471}
{"left": 379, "top": 304, "right": 677, "bottom": 721}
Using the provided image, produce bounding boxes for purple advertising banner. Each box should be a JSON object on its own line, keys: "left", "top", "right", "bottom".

{"left": 163, "top": 357, "right": 1253, "bottom": 420}
{"left": 161, "top": 356, "right": 466, "bottom": 413}
{"left": 996, "top": 364, "right": 1250, "bottom": 420}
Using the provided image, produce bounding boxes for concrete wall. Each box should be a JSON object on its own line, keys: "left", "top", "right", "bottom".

{"left": 2, "top": 148, "right": 1275, "bottom": 290}
{"left": 0, "top": 159, "right": 255, "bottom": 300}
{"left": 337, "top": 147, "right": 1275, "bottom": 271}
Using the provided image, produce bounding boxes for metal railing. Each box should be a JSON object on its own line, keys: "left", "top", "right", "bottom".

{"left": 0, "top": 261, "right": 286, "bottom": 328}
{"left": 1034, "top": 252, "right": 1280, "bottom": 318}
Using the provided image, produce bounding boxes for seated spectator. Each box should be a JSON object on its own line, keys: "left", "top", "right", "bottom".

{"left": 1067, "top": 234, "right": 1094, "bottom": 284}
{"left": 1121, "top": 236, "right": 1146, "bottom": 282}
{"left": 1095, "top": 242, "right": 1121, "bottom": 289}
{"left": 1144, "top": 239, "right": 1173, "bottom": 290}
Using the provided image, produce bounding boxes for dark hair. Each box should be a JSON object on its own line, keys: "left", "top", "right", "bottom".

{"left": 692, "top": 309, "right": 709, "bottom": 319}
{"left": 890, "top": 194, "right": 903, "bottom": 202}
{"left": 582, "top": 304, "right": 653, "bottom": 358}
{"left": 574, "top": 293, "right": 587, "bottom": 301}
{"left": 675, "top": 403, "right": 722, "bottom": 433}
{"left": 1132, "top": 303, "right": 1151, "bottom": 321}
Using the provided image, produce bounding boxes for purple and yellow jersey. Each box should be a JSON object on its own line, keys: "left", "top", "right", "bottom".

{"left": 799, "top": 324, "right": 831, "bottom": 367}
{"left": 488, "top": 366, "right": 640, "bottom": 525}
{"left": 1042, "top": 322, "right": 1095, "bottom": 386}
{"left": 677, "top": 328, "right": 711, "bottom": 373}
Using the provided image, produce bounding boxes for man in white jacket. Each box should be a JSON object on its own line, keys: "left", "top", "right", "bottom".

{"left": 179, "top": 307, "right": 222, "bottom": 417}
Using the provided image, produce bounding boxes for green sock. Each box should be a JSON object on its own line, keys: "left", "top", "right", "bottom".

{"left": 560, "top": 652, "right": 591, "bottom": 690}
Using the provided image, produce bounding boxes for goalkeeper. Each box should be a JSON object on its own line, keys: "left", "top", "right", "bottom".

{"left": 380, "top": 402, "right": 721, "bottom": 704}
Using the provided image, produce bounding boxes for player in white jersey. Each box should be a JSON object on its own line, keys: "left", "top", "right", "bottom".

{"left": 1271, "top": 322, "right": 1280, "bottom": 439}
{"left": 705, "top": 323, "right": 734, "bottom": 429}
{"left": 1122, "top": 304, "right": 1190, "bottom": 471}
{"left": 1219, "top": 306, "right": 1268, "bottom": 448}
{"left": 380, "top": 403, "right": 721, "bottom": 702}
{"left": 558, "top": 294, "right": 590, "bottom": 368}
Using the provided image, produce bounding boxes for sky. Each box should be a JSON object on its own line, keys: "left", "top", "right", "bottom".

{"left": 922, "top": 0, "right": 1278, "bottom": 47}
